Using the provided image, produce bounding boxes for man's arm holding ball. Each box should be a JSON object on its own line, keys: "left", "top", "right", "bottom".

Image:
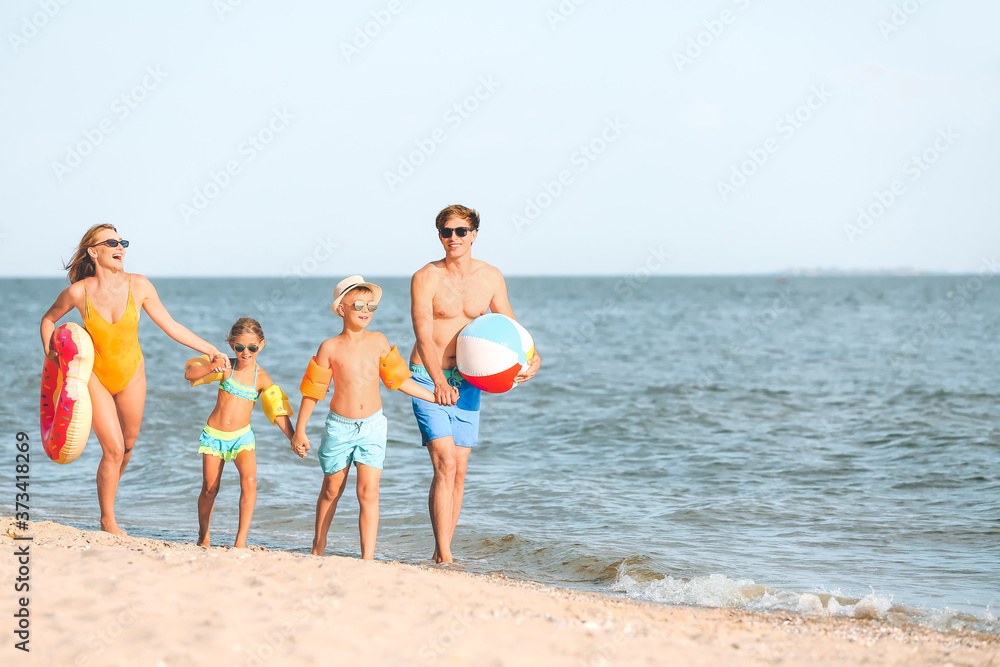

{"left": 488, "top": 267, "right": 540, "bottom": 384}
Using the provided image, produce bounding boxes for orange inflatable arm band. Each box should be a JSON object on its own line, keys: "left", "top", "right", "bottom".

{"left": 186, "top": 355, "right": 224, "bottom": 387}
{"left": 300, "top": 357, "right": 333, "bottom": 401}
{"left": 379, "top": 345, "right": 411, "bottom": 390}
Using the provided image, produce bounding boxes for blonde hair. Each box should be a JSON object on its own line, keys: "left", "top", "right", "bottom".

{"left": 227, "top": 317, "right": 264, "bottom": 343}
{"left": 65, "top": 224, "right": 117, "bottom": 284}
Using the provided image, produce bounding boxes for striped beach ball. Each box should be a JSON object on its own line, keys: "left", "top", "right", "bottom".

{"left": 457, "top": 314, "right": 534, "bottom": 393}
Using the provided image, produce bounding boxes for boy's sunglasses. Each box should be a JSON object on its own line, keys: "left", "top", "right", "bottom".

{"left": 439, "top": 227, "right": 473, "bottom": 238}
{"left": 233, "top": 344, "right": 259, "bottom": 352}
{"left": 350, "top": 301, "right": 378, "bottom": 312}
{"left": 90, "top": 239, "right": 130, "bottom": 248}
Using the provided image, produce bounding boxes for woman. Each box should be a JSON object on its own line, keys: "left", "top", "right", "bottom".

{"left": 40, "top": 224, "right": 228, "bottom": 535}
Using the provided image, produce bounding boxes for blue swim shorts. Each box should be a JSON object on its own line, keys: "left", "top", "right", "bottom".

{"left": 199, "top": 424, "right": 255, "bottom": 462}
{"left": 317, "top": 409, "right": 388, "bottom": 474}
{"left": 409, "top": 364, "right": 481, "bottom": 448}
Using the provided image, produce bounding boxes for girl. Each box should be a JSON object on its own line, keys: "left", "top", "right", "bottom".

{"left": 184, "top": 318, "right": 294, "bottom": 548}
{"left": 41, "top": 224, "right": 227, "bottom": 535}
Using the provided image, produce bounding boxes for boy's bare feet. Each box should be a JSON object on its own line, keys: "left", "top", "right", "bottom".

{"left": 101, "top": 519, "right": 127, "bottom": 536}
{"left": 197, "top": 532, "right": 210, "bottom": 547}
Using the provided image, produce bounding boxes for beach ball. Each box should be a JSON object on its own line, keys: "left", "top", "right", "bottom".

{"left": 457, "top": 314, "right": 534, "bottom": 393}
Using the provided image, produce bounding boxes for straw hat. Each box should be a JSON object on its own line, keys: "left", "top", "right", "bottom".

{"left": 331, "top": 275, "right": 382, "bottom": 312}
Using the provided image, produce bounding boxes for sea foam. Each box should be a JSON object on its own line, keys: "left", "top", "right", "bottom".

{"left": 610, "top": 568, "right": 998, "bottom": 635}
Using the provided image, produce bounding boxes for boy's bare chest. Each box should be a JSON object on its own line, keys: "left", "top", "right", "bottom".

{"left": 331, "top": 344, "right": 379, "bottom": 383}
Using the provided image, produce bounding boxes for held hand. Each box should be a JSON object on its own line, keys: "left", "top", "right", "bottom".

{"left": 514, "top": 353, "right": 541, "bottom": 384}
{"left": 209, "top": 352, "right": 231, "bottom": 370}
{"left": 290, "top": 433, "right": 310, "bottom": 458}
{"left": 434, "top": 380, "right": 459, "bottom": 406}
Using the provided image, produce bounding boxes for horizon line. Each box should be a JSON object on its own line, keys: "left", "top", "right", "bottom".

{"left": 0, "top": 270, "right": 983, "bottom": 280}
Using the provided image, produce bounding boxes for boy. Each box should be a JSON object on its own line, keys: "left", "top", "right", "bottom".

{"left": 291, "top": 275, "right": 435, "bottom": 559}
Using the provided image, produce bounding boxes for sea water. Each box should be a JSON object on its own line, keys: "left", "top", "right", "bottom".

{"left": 3, "top": 276, "right": 998, "bottom": 634}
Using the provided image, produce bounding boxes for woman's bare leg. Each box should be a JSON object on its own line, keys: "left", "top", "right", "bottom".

{"left": 112, "top": 361, "right": 145, "bottom": 477}
{"left": 87, "top": 375, "right": 126, "bottom": 535}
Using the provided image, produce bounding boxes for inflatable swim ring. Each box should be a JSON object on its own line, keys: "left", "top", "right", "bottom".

{"left": 40, "top": 322, "right": 95, "bottom": 464}
{"left": 457, "top": 314, "right": 534, "bottom": 393}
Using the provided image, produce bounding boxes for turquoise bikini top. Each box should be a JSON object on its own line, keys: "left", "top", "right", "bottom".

{"left": 220, "top": 362, "right": 259, "bottom": 402}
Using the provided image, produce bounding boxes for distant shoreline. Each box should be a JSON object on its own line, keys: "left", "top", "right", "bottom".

{"left": 0, "top": 272, "right": 985, "bottom": 280}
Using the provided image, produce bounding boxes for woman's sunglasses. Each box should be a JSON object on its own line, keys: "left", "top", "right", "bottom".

{"left": 90, "top": 239, "right": 130, "bottom": 248}
{"left": 234, "top": 344, "right": 260, "bottom": 353}
{"left": 439, "top": 227, "right": 473, "bottom": 238}
{"left": 350, "top": 301, "right": 378, "bottom": 312}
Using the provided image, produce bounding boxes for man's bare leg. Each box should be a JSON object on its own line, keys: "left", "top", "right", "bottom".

{"left": 447, "top": 445, "right": 469, "bottom": 543}
{"left": 427, "top": 437, "right": 471, "bottom": 563}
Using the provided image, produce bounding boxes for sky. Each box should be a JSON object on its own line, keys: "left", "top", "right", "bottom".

{"left": 2, "top": 1, "right": 998, "bottom": 277}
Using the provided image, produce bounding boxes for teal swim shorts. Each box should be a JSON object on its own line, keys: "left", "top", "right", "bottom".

{"left": 317, "top": 409, "right": 387, "bottom": 474}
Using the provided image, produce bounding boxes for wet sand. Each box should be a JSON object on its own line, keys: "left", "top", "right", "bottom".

{"left": 1, "top": 517, "right": 996, "bottom": 666}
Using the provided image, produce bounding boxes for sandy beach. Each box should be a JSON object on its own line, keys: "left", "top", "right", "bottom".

{"left": 1, "top": 517, "right": 996, "bottom": 667}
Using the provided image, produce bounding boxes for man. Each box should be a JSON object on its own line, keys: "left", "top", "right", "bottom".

{"left": 408, "top": 204, "right": 541, "bottom": 562}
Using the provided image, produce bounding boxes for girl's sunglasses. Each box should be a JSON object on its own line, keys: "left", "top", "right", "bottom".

{"left": 350, "top": 301, "right": 378, "bottom": 312}
{"left": 90, "top": 239, "right": 130, "bottom": 248}
{"left": 234, "top": 344, "right": 260, "bottom": 353}
{"left": 439, "top": 227, "right": 473, "bottom": 238}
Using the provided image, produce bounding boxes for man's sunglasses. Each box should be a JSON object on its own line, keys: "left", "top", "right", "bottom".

{"left": 233, "top": 344, "right": 260, "bottom": 353}
{"left": 90, "top": 239, "right": 130, "bottom": 248}
{"left": 350, "top": 301, "right": 378, "bottom": 312}
{"left": 439, "top": 227, "right": 473, "bottom": 238}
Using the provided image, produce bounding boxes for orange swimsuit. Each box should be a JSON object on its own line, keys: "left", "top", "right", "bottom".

{"left": 82, "top": 276, "right": 143, "bottom": 395}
